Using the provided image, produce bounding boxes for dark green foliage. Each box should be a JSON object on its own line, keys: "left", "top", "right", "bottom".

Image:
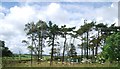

{"left": 102, "top": 32, "right": 120, "bottom": 62}
{"left": 24, "top": 20, "right": 48, "bottom": 64}
{"left": 0, "top": 40, "right": 13, "bottom": 57}
{"left": 47, "top": 21, "right": 60, "bottom": 65}
{"left": 2, "top": 47, "right": 13, "bottom": 57}
{"left": 77, "top": 21, "right": 95, "bottom": 59}
{"left": 68, "top": 43, "right": 77, "bottom": 57}
{"left": 59, "top": 25, "right": 76, "bottom": 62}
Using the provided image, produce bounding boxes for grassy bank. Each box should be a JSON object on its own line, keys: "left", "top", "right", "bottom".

{"left": 2, "top": 60, "right": 120, "bottom": 67}
{"left": 2, "top": 56, "right": 120, "bottom": 67}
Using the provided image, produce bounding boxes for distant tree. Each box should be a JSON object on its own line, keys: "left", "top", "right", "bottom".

{"left": 76, "top": 26, "right": 84, "bottom": 59}
{"left": 68, "top": 43, "right": 77, "bottom": 57}
{"left": 59, "top": 25, "right": 75, "bottom": 63}
{"left": 89, "top": 36, "right": 97, "bottom": 61}
{"left": 95, "top": 23, "right": 108, "bottom": 56}
{"left": 78, "top": 36, "right": 87, "bottom": 59}
{"left": 77, "top": 20, "right": 95, "bottom": 59}
{"left": 47, "top": 21, "right": 60, "bottom": 65}
{"left": 36, "top": 20, "right": 48, "bottom": 61}
{"left": 0, "top": 40, "right": 13, "bottom": 57}
{"left": 49, "top": 41, "right": 60, "bottom": 58}
{"left": 83, "top": 21, "right": 95, "bottom": 59}
{"left": 22, "top": 39, "right": 39, "bottom": 59}
{"left": 24, "top": 22, "right": 36, "bottom": 66}
{"left": 27, "top": 46, "right": 34, "bottom": 53}
{"left": 56, "top": 47, "right": 60, "bottom": 57}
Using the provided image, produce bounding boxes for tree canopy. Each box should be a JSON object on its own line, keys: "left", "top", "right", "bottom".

{"left": 0, "top": 40, "right": 13, "bottom": 57}
{"left": 102, "top": 32, "right": 120, "bottom": 62}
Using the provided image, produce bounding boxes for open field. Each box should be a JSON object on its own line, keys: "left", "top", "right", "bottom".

{"left": 2, "top": 54, "right": 120, "bottom": 68}
{"left": 2, "top": 56, "right": 120, "bottom": 67}
{"left": 3, "top": 61, "right": 120, "bottom": 67}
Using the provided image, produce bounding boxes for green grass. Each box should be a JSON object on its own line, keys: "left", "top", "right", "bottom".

{"left": 2, "top": 67, "right": 120, "bottom": 69}
{"left": 2, "top": 56, "right": 120, "bottom": 67}
{"left": 2, "top": 60, "right": 120, "bottom": 67}
{"left": 3, "top": 55, "right": 51, "bottom": 61}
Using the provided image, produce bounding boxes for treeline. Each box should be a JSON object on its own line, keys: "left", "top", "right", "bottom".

{"left": 23, "top": 20, "right": 120, "bottom": 65}
{"left": 0, "top": 40, "right": 13, "bottom": 57}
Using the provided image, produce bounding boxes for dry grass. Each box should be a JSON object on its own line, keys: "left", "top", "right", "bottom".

{"left": 4, "top": 61, "right": 119, "bottom": 67}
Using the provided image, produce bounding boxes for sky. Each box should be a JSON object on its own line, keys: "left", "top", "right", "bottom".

{"left": 0, "top": 1, "right": 119, "bottom": 55}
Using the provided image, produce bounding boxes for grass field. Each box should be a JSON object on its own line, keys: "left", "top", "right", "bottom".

{"left": 2, "top": 55, "right": 120, "bottom": 67}
{"left": 3, "top": 61, "right": 120, "bottom": 67}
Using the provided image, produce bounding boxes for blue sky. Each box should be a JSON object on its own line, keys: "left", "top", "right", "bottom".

{"left": 2, "top": 2, "right": 112, "bottom": 9}
{"left": 0, "top": 2, "right": 118, "bottom": 54}
{"left": 1, "top": 2, "right": 113, "bottom": 13}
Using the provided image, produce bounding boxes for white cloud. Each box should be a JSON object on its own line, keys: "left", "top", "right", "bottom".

{"left": 0, "top": 5, "right": 37, "bottom": 54}
{"left": 6, "top": 6, "right": 36, "bottom": 24}
{"left": 0, "top": 6, "right": 6, "bottom": 12}
{"left": 46, "top": 3, "right": 61, "bottom": 15}
{"left": 0, "top": 13, "right": 5, "bottom": 19}
{"left": 1, "top": 0, "right": 119, "bottom": 2}
{"left": 113, "top": 18, "right": 118, "bottom": 26}
{"left": 45, "top": 3, "right": 70, "bottom": 25}
{"left": 96, "top": 17, "right": 103, "bottom": 22}
{"left": 61, "top": 0, "right": 119, "bottom": 2}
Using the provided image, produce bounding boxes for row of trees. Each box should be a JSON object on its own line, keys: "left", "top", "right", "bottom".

{"left": 23, "top": 20, "right": 120, "bottom": 65}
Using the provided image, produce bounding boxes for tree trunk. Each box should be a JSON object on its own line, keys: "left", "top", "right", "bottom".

{"left": 31, "top": 49, "right": 33, "bottom": 67}
{"left": 95, "top": 30, "right": 99, "bottom": 56}
{"left": 50, "top": 35, "right": 55, "bottom": 66}
{"left": 84, "top": 48, "right": 86, "bottom": 58}
{"left": 92, "top": 47, "right": 94, "bottom": 62}
{"left": 86, "top": 31, "right": 89, "bottom": 59}
{"left": 95, "top": 46, "right": 98, "bottom": 56}
{"left": 62, "top": 35, "right": 67, "bottom": 63}
{"left": 40, "top": 31, "right": 43, "bottom": 60}
{"left": 92, "top": 47, "right": 94, "bottom": 57}
{"left": 81, "top": 36, "right": 83, "bottom": 59}
{"left": 31, "top": 34, "right": 33, "bottom": 67}
{"left": 40, "top": 39, "right": 42, "bottom": 60}
{"left": 38, "top": 33, "right": 40, "bottom": 62}
{"left": 33, "top": 41, "right": 38, "bottom": 59}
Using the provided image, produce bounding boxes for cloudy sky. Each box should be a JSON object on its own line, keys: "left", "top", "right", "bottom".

{"left": 0, "top": 1, "right": 118, "bottom": 55}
